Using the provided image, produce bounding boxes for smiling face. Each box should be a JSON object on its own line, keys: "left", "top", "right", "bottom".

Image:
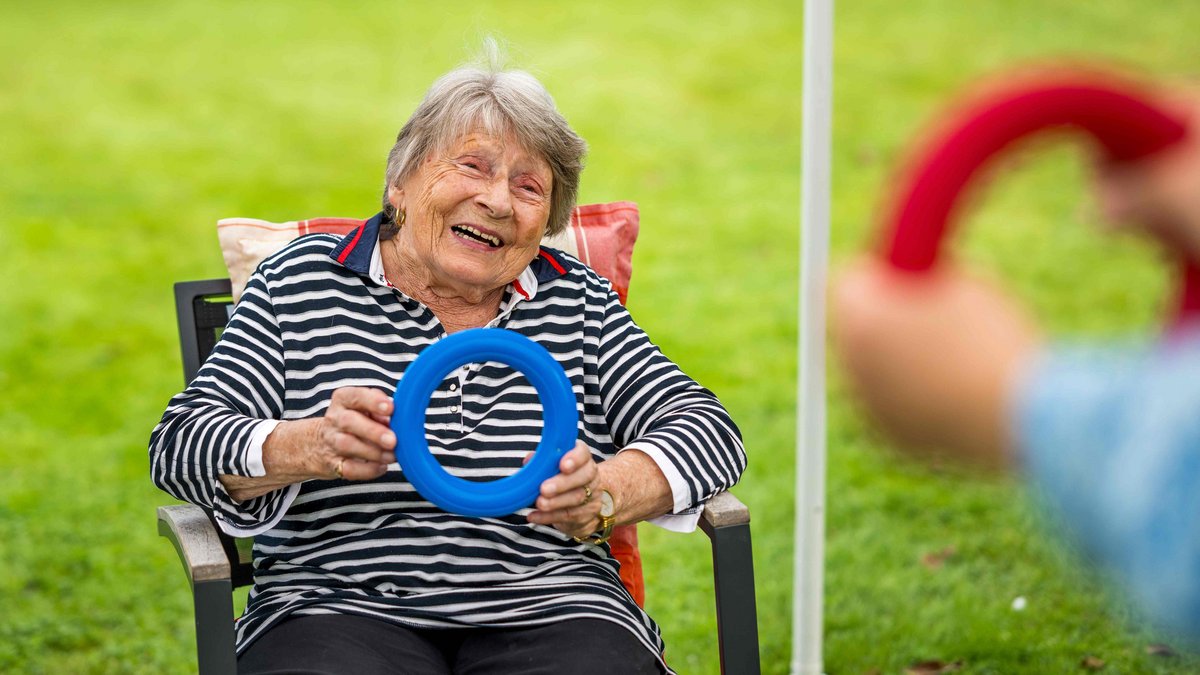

{"left": 388, "top": 132, "right": 553, "bottom": 300}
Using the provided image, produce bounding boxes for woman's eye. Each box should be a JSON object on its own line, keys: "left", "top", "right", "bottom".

{"left": 516, "top": 181, "right": 544, "bottom": 196}
{"left": 457, "top": 157, "right": 486, "bottom": 172}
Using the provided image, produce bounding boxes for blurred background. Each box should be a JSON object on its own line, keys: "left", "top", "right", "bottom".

{"left": 3, "top": 1, "right": 1200, "bottom": 672}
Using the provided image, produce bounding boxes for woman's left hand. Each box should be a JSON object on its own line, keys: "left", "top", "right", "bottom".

{"left": 526, "top": 441, "right": 602, "bottom": 539}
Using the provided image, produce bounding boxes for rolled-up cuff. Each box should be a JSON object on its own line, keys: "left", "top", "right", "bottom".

{"left": 646, "top": 508, "right": 702, "bottom": 533}
{"left": 245, "top": 419, "right": 282, "bottom": 477}
{"left": 210, "top": 418, "right": 297, "bottom": 536}
{"left": 212, "top": 480, "right": 302, "bottom": 537}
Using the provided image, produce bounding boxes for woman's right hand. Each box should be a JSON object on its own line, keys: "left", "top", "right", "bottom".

{"left": 264, "top": 387, "right": 397, "bottom": 482}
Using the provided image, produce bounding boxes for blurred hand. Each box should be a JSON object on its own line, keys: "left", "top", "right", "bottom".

{"left": 1094, "top": 94, "right": 1200, "bottom": 260}
{"left": 831, "top": 259, "right": 1044, "bottom": 468}
{"left": 526, "top": 441, "right": 602, "bottom": 540}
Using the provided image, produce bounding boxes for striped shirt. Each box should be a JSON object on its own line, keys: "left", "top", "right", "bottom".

{"left": 149, "top": 213, "right": 747, "bottom": 666}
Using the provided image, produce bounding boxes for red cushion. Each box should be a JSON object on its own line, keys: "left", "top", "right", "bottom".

{"left": 551, "top": 201, "right": 639, "bottom": 304}
{"left": 608, "top": 523, "right": 644, "bottom": 607}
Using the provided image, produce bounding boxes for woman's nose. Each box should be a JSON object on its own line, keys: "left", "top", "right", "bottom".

{"left": 475, "top": 176, "right": 514, "bottom": 220}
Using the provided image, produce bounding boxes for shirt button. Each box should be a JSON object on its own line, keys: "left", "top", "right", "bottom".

{"left": 451, "top": 405, "right": 460, "bottom": 413}
{"left": 449, "top": 383, "right": 458, "bottom": 392}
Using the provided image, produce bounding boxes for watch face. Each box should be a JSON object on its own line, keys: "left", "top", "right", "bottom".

{"left": 599, "top": 490, "right": 615, "bottom": 518}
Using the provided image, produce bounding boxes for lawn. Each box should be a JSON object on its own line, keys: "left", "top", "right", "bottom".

{"left": 2, "top": 1, "right": 1200, "bottom": 673}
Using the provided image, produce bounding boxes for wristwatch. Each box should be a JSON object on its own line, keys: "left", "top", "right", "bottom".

{"left": 573, "top": 489, "right": 616, "bottom": 545}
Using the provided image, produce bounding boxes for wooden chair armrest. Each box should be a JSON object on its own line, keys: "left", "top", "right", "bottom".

{"left": 699, "top": 490, "right": 750, "bottom": 536}
{"left": 157, "top": 504, "right": 232, "bottom": 584}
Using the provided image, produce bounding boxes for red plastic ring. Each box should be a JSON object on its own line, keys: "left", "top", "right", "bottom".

{"left": 879, "top": 71, "right": 1197, "bottom": 320}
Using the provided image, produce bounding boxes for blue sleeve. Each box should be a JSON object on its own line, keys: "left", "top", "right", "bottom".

{"left": 1014, "top": 336, "right": 1200, "bottom": 644}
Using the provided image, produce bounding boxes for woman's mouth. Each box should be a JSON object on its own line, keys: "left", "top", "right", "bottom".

{"left": 451, "top": 224, "right": 503, "bottom": 248}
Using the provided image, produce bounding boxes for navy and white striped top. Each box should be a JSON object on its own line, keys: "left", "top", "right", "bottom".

{"left": 149, "top": 213, "right": 746, "bottom": 666}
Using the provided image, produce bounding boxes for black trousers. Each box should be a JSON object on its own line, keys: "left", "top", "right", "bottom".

{"left": 237, "top": 614, "right": 665, "bottom": 674}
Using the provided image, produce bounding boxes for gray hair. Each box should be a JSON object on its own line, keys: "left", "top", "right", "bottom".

{"left": 380, "top": 50, "right": 587, "bottom": 239}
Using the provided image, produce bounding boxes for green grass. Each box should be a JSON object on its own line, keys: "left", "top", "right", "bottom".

{"left": 3, "top": 1, "right": 1200, "bottom": 672}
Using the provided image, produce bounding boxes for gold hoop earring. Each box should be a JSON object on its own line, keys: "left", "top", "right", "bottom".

{"left": 397, "top": 210, "right": 406, "bottom": 227}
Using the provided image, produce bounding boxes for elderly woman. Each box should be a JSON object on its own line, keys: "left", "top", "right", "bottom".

{"left": 150, "top": 58, "right": 745, "bottom": 674}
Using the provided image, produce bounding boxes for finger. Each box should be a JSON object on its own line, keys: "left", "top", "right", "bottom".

{"left": 535, "top": 486, "right": 594, "bottom": 513}
{"left": 332, "top": 387, "right": 394, "bottom": 417}
{"left": 529, "top": 499, "right": 581, "bottom": 521}
{"left": 1094, "top": 171, "right": 1143, "bottom": 226}
{"left": 323, "top": 411, "right": 396, "bottom": 463}
{"left": 329, "top": 408, "right": 397, "bottom": 452}
{"left": 325, "top": 429, "right": 398, "bottom": 465}
{"left": 539, "top": 443, "right": 597, "bottom": 498}
{"left": 337, "top": 458, "right": 390, "bottom": 481}
{"left": 558, "top": 441, "right": 592, "bottom": 474}
{"left": 555, "top": 511, "right": 599, "bottom": 539}
{"left": 527, "top": 502, "right": 597, "bottom": 535}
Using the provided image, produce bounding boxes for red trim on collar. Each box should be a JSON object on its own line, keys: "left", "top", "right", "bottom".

{"left": 336, "top": 223, "right": 366, "bottom": 264}
{"left": 539, "top": 249, "right": 566, "bottom": 275}
{"left": 513, "top": 279, "right": 531, "bottom": 300}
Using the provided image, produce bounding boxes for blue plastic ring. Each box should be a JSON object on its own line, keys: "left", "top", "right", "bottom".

{"left": 390, "top": 328, "right": 578, "bottom": 517}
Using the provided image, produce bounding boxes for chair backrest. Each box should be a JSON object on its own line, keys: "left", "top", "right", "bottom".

{"left": 174, "top": 277, "right": 255, "bottom": 587}
{"left": 175, "top": 278, "right": 235, "bottom": 384}
{"left": 173, "top": 205, "right": 646, "bottom": 604}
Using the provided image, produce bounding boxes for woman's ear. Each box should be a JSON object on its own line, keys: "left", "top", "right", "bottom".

{"left": 387, "top": 185, "right": 404, "bottom": 213}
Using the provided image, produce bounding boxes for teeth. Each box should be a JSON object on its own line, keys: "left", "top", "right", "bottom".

{"left": 454, "top": 225, "right": 502, "bottom": 247}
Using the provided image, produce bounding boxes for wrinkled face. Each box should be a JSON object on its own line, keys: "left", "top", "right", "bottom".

{"left": 390, "top": 132, "right": 553, "bottom": 296}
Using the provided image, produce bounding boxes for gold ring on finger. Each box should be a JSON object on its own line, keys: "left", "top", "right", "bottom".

{"left": 334, "top": 458, "right": 345, "bottom": 479}
{"left": 580, "top": 484, "right": 593, "bottom": 506}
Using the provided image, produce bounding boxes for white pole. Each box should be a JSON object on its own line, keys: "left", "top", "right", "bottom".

{"left": 793, "top": 0, "right": 832, "bottom": 673}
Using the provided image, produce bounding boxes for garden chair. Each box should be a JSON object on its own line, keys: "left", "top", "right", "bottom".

{"left": 156, "top": 205, "right": 759, "bottom": 674}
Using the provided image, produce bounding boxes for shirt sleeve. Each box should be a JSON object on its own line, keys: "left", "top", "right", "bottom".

{"left": 148, "top": 270, "right": 300, "bottom": 536}
{"left": 596, "top": 283, "right": 747, "bottom": 531}
{"left": 1012, "top": 337, "right": 1200, "bottom": 643}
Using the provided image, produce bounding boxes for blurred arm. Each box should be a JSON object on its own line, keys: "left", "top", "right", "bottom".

{"left": 1016, "top": 337, "right": 1200, "bottom": 642}
{"left": 832, "top": 256, "right": 1200, "bottom": 641}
